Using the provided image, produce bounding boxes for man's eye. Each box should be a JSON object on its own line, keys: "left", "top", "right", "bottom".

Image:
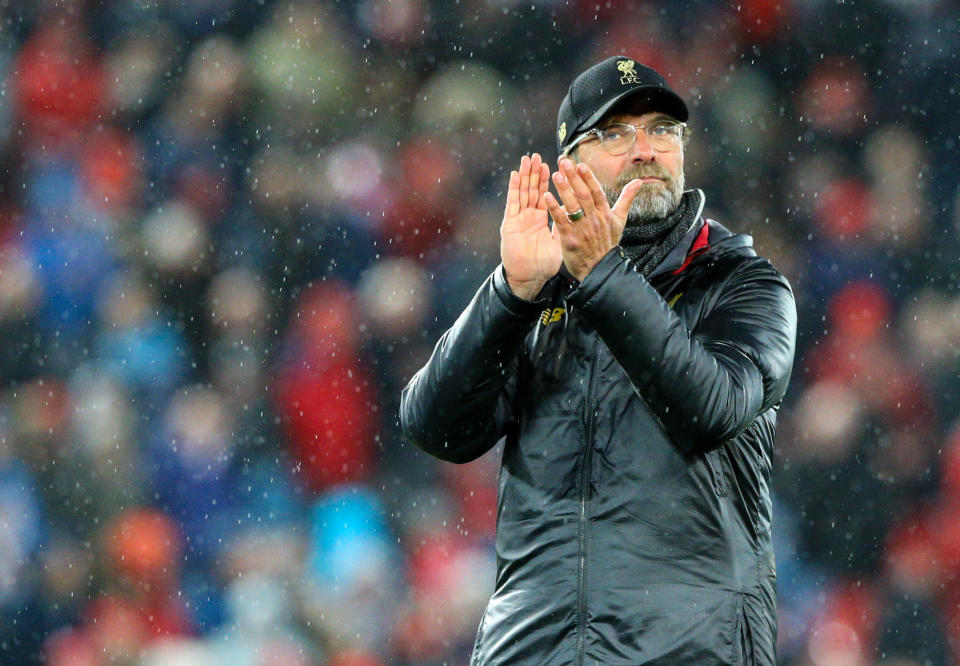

{"left": 603, "top": 130, "right": 625, "bottom": 141}
{"left": 651, "top": 124, "right": 675, "bottom": 136}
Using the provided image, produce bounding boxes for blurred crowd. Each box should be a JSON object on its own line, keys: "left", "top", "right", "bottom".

{"left": 0, "top": 0, "right": 956, "bottom": 664}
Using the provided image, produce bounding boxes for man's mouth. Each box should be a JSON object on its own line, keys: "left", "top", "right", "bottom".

{"left": 618, "top": 170, "right": 670, "bottom": 188}
{"left": 636, "top": 177, "right": 667, "bottom": 187}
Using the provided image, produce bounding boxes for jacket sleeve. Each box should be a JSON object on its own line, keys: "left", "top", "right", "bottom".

{"left": 566, "top": 248, "right": 797, "bottom": 454}
{"left": 399, "top": 265, "right": 543, "bottom": 463}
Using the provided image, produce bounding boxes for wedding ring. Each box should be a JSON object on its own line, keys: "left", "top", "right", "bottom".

{"left": 567, "top": 208, "right": 585, "bottom": 221}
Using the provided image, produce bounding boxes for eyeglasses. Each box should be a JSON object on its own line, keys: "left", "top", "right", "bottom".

{"left": 563, "top": 120, "right": 686, "bottom": 157}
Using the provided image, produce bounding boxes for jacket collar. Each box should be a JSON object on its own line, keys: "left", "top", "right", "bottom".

{"left": 555, "top": 189, "right": 754, "bottom": 285}
{"left": 646, "top": 190, "right": 754, "bottom": 280}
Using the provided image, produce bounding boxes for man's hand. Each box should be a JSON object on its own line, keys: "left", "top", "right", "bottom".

{"left": 544, "top": 158, "right": 644, "bottom": 282}
{"left": 500, "top": 153, "right": 562, "bottom": 300}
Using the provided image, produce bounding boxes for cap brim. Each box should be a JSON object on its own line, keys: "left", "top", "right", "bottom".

{"left": 575, "top": 85, "right": 689, "bottom": 139}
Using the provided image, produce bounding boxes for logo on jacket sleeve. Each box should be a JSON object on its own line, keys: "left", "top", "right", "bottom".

{"left": 539, "top": 307, "right": 565, "bottom": 326}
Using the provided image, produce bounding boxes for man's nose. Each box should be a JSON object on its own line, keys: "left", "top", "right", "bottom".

{"left": 629, "top": 128, "right": 656, "bottom": 163}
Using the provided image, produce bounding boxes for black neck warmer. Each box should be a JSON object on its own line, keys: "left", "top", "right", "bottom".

{"left": 619, "top": 190, "right": 702, "bottom": 277}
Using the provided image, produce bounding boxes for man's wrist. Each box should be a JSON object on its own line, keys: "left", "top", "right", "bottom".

{"left": 567, "top": 254, "right": 604, "bottom": 282}
{"left": 566, "top": 247, "right": 628, "bottom": 306}
{"left": 568, "top": 260, "right": 595, "bottom": 283}
{"left": 504, "top": 273, "right": 546, "bottom": 301}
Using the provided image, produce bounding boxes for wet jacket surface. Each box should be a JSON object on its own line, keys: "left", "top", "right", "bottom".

{"left": 400, "top": 197, "right": 798, "bottom": 665}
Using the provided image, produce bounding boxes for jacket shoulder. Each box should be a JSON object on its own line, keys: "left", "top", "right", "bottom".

{"left": 692, "top": 221, "right": 791, "bottom": 292}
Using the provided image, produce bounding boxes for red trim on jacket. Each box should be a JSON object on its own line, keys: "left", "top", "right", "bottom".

{"left": 672, "top": 221, "right": 711, "bottom": 275}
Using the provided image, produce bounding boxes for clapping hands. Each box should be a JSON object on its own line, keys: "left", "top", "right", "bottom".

{"left": 500, "top": 154, "right": 644, "bottom": 294}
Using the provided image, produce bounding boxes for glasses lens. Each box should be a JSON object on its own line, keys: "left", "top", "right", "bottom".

{"left": 600, "top": 124, "right": 636, "bottom": 155}
{"left": 647, "top": 122, "right": 683, "bottom": 151}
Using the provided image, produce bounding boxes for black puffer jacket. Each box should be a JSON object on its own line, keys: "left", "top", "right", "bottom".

{"left": 400, "top": 196, "right": 797, "bottom": 665}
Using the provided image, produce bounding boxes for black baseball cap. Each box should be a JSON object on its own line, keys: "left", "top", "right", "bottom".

{"left": 556, "top": 56, "right": 689, "bottom": 153}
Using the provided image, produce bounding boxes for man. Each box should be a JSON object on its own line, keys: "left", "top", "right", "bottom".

{"left": 400, "top": 56, "right": 797, "bottom": 665}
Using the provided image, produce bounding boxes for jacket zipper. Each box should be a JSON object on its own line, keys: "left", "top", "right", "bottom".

{"left": 575, "top": 346, "right": 601, "bottom": 666}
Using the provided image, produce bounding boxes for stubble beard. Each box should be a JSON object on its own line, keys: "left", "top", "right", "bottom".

{"left": 603, "top": 165, "right": 685, "bottom": 226}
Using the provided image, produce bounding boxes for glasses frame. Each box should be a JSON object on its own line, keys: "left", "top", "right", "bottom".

{"left": 562, "top": 120, "right": 687, "bottom": 158}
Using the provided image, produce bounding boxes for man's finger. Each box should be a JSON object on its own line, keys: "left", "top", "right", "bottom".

{"left": 537, "top": 163, "right": 550, "bottom": 209}
{"left": 505, "top": 170, "right": 520, "bottom": 218}
{"left": 519, "top": 155, "right": 530, "bottom": 209}
{"left": 560, "top": 158, "right": 595, "bottom": 213}
{"left": 529, "top": 153, "right": 541, "bottom": 205}
{"left": 612, "top": 178, "right": 645, "bottom": 221}
{"left": 543, "top": 191, "right": 570, "bottom": 235}
{"left": 551, "top": 169, "right": 582, "bottom": 218}
{"left": 577, "top": 162, "right": 609, "bottom": 213}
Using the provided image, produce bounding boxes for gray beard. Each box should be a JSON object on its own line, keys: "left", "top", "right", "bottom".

{"left": 603, "top": 168, "right": 685, "bottom": 226}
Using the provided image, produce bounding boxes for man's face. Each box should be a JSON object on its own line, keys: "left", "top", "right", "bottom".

{"left": 574, "top": 110, "right": 685, "bottom": 225}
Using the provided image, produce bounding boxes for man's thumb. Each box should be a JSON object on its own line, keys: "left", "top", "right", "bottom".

{"left": 612, "top": 179, "right": 644, "bottom": 220}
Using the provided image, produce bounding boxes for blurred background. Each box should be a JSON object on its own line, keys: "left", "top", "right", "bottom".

{"left": 0, "top": 0, "right": 956, "bottom": 664}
